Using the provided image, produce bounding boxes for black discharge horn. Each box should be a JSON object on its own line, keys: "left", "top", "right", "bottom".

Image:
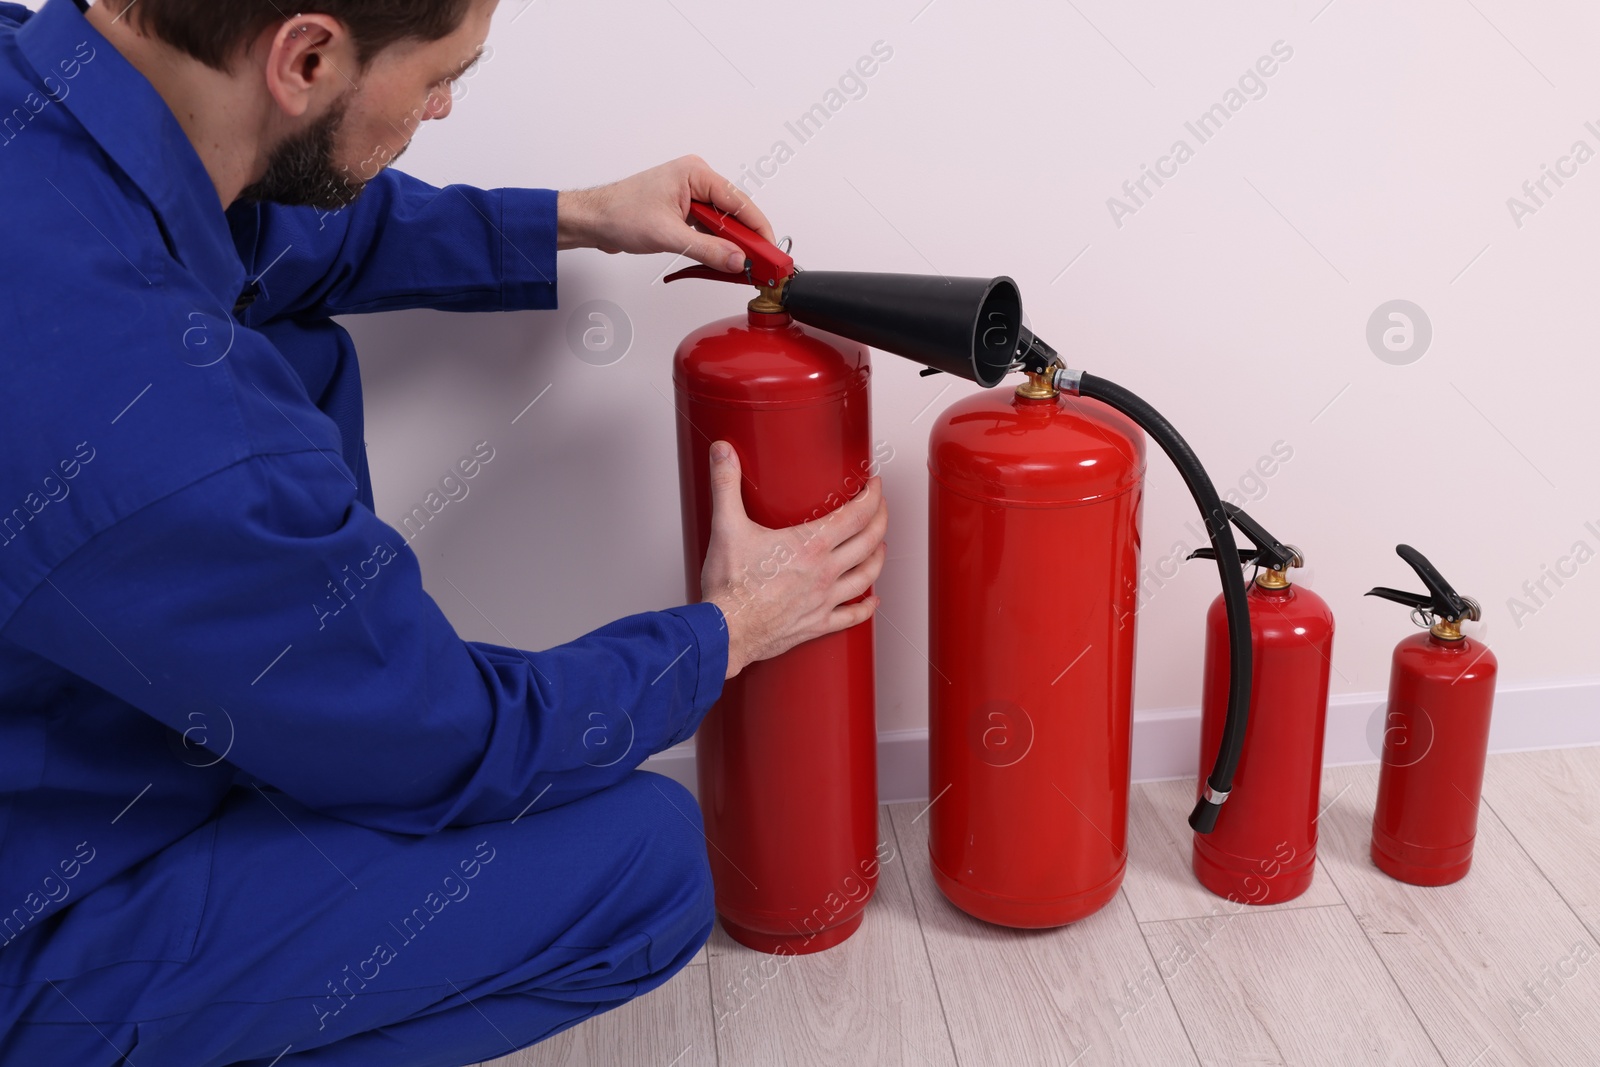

{"left": 781, "top": 271, "right": 1024, "bottom": 388}
{"left": 665, "top": 202, "right": 1025, "bottom": 388}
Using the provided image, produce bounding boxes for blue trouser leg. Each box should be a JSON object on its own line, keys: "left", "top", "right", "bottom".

{"left": 0, "top": 771, "right": 714, "bottom": 1067}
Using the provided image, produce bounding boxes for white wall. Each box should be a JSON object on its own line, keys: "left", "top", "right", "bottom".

{"left": 54, "top": 1, "right": 1600, "bottom": 742}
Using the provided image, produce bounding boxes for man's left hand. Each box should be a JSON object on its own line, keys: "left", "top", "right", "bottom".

{"left": 556, "top": 155, "right": 776, "bottom": 274}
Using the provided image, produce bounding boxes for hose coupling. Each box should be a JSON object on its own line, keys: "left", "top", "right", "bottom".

{"left": 1052, "top": 366, "right": 1084, "bottom": 396}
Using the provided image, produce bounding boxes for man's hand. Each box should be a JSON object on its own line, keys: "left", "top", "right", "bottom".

{"left": 556, "top": 155, "right": 776, "bottom": 273}
{"left": 700, "top": 441, "right": 887, "bottom": 680}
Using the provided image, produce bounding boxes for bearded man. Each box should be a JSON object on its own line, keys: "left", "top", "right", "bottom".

{"left": 0, "top": 1, "right": 888, "bottom": 1063}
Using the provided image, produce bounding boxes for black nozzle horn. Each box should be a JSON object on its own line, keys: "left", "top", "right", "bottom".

{"left": 1364, "top": 543, "right": 1473, "bottom": 620}
{"left": 782, "top": 271, "right": 1023, "bottom": 388}
{"left": 1186, "top": 503, "right": 1300, "bottom": 570}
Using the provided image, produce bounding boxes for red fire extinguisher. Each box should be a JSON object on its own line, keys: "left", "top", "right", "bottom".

{"left": 668, "top": 206, "right": 879, "bottom": 954}
{"left": 1366, "top": 545, "right": 1496, "bottom": 886}
{"left": 1188, "top": 505, "right": 1335, "bottom": 905}
{"left": 927, "top": 372, "right": 1145, "bottom": 927}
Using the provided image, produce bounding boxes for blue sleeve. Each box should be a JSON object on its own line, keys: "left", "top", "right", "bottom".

{"left": 231, "top": 167, "right": 560, "bottom": 319}
{"left": 0, "top": 450, "right": 727, "bottom": 834}
{"left": 0, "top": 3, "right": 33, "bottom": 30}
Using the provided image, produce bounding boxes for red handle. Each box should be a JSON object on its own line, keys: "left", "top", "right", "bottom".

{"left": 686, "top": 201, "right": 794, "bottom": 288}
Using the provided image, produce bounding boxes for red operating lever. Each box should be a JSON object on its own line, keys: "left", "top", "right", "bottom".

{"left": 665, "top": 202, "right": 795, "bottom": 289}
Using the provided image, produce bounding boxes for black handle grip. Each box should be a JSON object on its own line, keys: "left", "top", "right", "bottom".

{"left": 1185, "top": 503, "right": 1297, "bottom": 571}
{"left": 1367, "top": 545, "right": 1473, "bottom": 620}
{"left": 1364, "top": 586, "right": 1433, "bottom": 611}
{"left": 1397, "top": 544, "right": 1469, "bottom": 618}
{"left": 1225, "top": 504, "right": 1299, "bottom": 571}
{"left": 1187, "top": 547, "right": 1256, "bottom": 564}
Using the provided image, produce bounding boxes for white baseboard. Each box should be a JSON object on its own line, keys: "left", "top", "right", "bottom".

{"left": 642, "top": 679, "right": 1600, "bottom": 806}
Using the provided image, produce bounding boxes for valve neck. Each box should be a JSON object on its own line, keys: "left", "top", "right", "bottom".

{"left": 1014, "top": 369, "right": 1058, "bottom": 400}
{"left": 748, "top": 285, "right": 787, "bottom": 315}
{"left": 1256, "top": 568, "right": 1292, "bottom": 590}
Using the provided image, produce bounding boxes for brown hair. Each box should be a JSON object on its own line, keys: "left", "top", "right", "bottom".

{"left": 105, "top": 0, "right": 475, "bottom": 72}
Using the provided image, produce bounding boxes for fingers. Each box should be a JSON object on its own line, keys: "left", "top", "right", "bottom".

{"left": 830, "top": 541, "right": 887, "bottom": 606}
{"left": 706, "top": 440, "right": 748, "bottom": 532}
{"left": 676, "top": 210, "right": 737, "bottom": 269}
{"left": 681, "top": 155, "right": 778, "bottom": 245}
{"left": 708, "top": 182, "right": 776, "bottom": 245}
{"left": 826, "top": 594, "right": 880, "bottom": 634}
{"left": 832, "top": 496, "right": 888, "bottom": 573}
{"left": 679, "top": 227, "right": 745, "bottom": 274}
{"left": 801, "top": 476, "right": 882, "bottom": 551}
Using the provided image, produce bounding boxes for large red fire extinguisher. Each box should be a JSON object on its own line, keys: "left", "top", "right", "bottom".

{"left": 922, "top": 346, "right": 1262, "bottom": 927}
{"left": 1366, "top": 545, "right": 1496, "bottom": 886}
{"left": 1188, "top": 505, "right": 1335, "bottom": 904}
{"left": 668, "top": 208, "right": 879, "bottom": 954}
{"left": 926, "top": 373, "right": 1146, "bottom": 926}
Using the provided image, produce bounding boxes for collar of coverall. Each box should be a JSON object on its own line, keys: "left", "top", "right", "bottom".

{"left": 16, "top": 0, "right": 249, "bottom": 311}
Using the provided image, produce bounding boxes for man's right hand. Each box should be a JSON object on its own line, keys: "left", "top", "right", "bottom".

{"left": 700, "top": 440, "right": 887, "bottom": 679}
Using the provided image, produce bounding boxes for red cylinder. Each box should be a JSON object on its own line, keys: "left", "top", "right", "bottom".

{"left": 928, "top": 386, "right": 1145, "bottom": 927}
{"left": 674, "top": 306, "right": 879, "bottom": 954}
{"left": 1192, "top": 578, "right": 1335, "bottom": 904}
{"left": 1370, "top": 630, "right": 1497, "bottom": 886}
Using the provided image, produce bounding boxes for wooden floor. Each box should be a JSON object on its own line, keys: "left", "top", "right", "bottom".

{"left": 478, "top": 746, "right": 1600, "bottom": 1067}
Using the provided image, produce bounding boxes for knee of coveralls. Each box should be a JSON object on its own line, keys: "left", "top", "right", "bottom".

{"left": 0, "top": 770, "right": 716, "bottom": 1067}
{"left": 526, "top": 769, "right": 716, "bottom": 991}
{"left": 277, "top": 770, "right": 719, "bottom": 1067}
{"left": 264, "top": 770, "right": 720, "bottom": 1066}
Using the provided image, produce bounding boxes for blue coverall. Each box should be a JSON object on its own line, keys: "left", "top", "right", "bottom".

{"left": 0, "top": 1, "right": 728, "bottom": 1062}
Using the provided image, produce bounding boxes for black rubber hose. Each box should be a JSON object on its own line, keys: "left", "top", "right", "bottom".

{"left": 1075, "top": 372, "right": 1251, "bottom": 834}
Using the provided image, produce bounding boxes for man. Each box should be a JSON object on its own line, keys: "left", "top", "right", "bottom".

{"left": 0, "top": 0, "right": 888, "bottom": 1062}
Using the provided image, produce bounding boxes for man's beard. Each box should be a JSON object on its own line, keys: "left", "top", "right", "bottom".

{"left": 237, "top": 97, "right": 408, "bottom": 209}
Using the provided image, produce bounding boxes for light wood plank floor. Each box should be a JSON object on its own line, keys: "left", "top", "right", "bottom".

{"left": 479, "top": 746, "right": 1600, "bottom": 1067}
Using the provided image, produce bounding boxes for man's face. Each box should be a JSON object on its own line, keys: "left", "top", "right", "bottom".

{"left": 240, "top": 0, "right": 497, "bottom": 208}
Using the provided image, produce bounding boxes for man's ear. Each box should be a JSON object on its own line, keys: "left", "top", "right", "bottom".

{"left": 263, "top": 14, "right": 349, "bottom": 118}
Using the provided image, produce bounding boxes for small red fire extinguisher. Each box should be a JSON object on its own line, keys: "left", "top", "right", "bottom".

{"left": 1187, "top": 505, "right": 1334, "bottom": 904}
{"left": 1366, "top": 545, "right": 1497, "bottom": 886}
